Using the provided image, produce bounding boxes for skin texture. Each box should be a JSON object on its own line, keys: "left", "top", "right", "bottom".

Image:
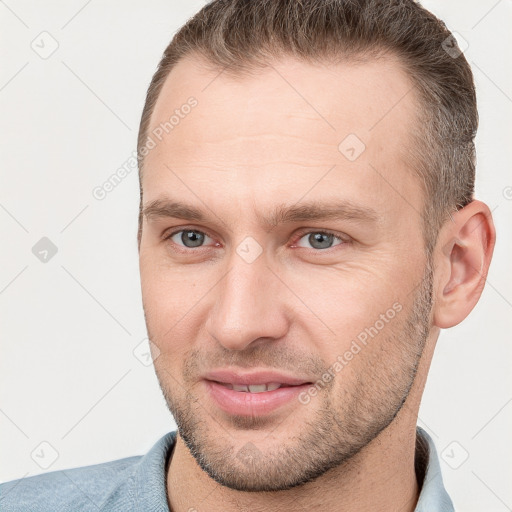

{"left": 138, "top": 54, "right": 496, "bottom": 512}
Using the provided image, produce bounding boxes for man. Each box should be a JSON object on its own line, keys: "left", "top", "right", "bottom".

{"left": 0, "top": 0, "right": 496, "bottom": 511}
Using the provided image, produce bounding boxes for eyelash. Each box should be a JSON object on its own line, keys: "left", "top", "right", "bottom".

{"left": 163, "top": 226, "right": 349, "bottom": 253}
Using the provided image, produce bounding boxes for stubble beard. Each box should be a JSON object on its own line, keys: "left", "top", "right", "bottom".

{"left": 151, "top": 260, "right": 434, "bottom": 492}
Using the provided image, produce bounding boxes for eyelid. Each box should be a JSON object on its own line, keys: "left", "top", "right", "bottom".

{"left": 164, "top": 226, "right": 214, "bottom": 239}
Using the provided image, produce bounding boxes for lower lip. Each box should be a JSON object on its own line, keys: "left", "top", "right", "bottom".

{"left": 204, "top": 380, "right": 311, "bottom": 416}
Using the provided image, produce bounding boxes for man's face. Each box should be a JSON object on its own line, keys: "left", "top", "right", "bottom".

{"left": 139, "top": 55, "right": 434, "bottom": 491}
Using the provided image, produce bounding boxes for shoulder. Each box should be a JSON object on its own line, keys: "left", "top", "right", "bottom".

{"left": 0, "top": 432, "right": 177, "bottom": 512}
{"left": 0, "top": 455, "right": 141, "bottom": 512}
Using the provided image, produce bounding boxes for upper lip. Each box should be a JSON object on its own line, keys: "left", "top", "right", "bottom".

{"left": 203, "top": 369, "right": 312, "bottom": 386}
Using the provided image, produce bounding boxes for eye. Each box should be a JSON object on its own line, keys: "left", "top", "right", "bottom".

{"left": 293, "top": 230, "right": 347, "bottom": 250}
{"left": 165, "top": 229, "right": 215, "bottom": 249}
{"left": 163, "top": 227, "right": 348, "bottom": 252}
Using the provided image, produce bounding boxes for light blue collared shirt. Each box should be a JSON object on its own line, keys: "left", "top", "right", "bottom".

{"left": 0, "top": 426, "right": 454, "bottom": 511}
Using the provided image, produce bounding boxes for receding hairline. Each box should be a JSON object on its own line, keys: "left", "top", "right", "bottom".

{"left": 140, "top": 47, "right": 423, "bottom": 171}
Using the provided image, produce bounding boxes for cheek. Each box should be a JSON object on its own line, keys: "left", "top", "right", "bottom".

{"left": 140, "top": 254, "right": 202, "bottom": 320}
{"left": 140, "top": 261, "right": 217, "bottom": 370}
{"left": 140, "top": 267, "right": 187, "bottom": 345}
{"left": 287, "top": 262, "right": 404, "bottom": 349}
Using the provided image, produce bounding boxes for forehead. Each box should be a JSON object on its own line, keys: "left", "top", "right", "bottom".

{"left": 142, "top": 54, "right": 424, "bottom": 226}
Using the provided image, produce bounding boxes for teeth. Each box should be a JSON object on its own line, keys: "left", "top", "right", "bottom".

{"left": 227, "top": 382, "right": 283, "bottom": 393}
{"left": 248, "top": 384, "right": 267, "bottom": 393}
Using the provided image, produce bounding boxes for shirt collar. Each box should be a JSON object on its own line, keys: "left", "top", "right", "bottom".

{"left": 119, "top": 426, "right": 453, "bottom": 512}
{"left": 414, "top": 426, "right": 455, "bottom": 511}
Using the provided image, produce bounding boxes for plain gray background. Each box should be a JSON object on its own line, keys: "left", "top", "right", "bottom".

{"left": 1, "top": 1, "right": 511, "bottom": 510}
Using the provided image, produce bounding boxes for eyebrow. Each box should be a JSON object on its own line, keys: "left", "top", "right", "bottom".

{"left": 142, "top": 197, "right": 379, "bottom": 229}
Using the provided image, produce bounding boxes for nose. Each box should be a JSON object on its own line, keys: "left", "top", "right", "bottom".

{"left": 205, "top": 248, "right": 289, "bottom": 351}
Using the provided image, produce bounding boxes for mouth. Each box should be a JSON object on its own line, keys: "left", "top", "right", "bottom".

{"left": 212, "top": 381, "right": 304, "bottom": 393}
{"left": 202, "top": 371, "right": 314, "bottom": 416}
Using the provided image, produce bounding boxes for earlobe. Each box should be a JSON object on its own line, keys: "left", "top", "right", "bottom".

{"left": 433, "top": 200, "right": 496, "bottom": 329}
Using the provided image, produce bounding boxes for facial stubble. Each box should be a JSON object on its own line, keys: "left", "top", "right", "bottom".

{"left": 149, "top": 259, "right": 434, "bottom": 492}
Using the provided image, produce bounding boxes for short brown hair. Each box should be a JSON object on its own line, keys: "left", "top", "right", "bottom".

{"left": 137, "top": 0, "right": 477, "bottom": 253}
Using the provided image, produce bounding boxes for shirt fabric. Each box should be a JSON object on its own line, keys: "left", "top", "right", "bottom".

{"left": 0, "top": 426, "right": 454, "bottom": 511}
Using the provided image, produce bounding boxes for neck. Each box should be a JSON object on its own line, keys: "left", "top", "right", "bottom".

{"left": 167, "top": 413, "right": 421, "bottom": 512}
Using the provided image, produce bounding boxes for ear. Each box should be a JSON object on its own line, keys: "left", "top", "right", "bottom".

{"left": 432, "top": 200, "right": 496, "bottom": 328}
